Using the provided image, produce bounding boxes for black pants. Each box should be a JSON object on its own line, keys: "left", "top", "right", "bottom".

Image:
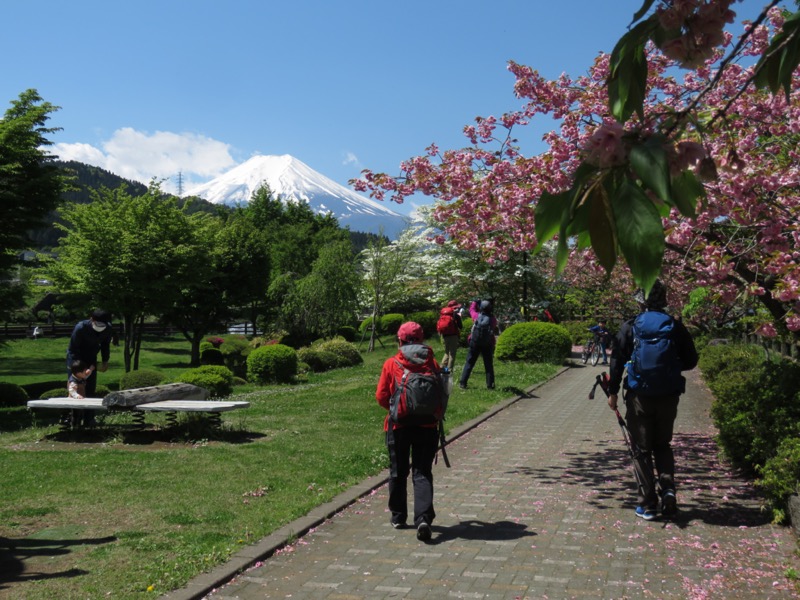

{"left": 386, "top": 426, "right": 438, "bottom": 527}
{"left": 459, "top": 343, "right": 495, "bottom": 388}
{"left": 624, "top": 391, "right": 679, "bottom": 507}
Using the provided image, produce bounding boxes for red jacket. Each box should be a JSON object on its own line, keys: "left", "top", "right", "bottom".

{"left": 376, "top": 344, "right": 440, "bottom": 431}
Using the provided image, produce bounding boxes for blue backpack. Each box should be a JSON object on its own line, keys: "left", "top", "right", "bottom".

{"left": 625, "top": 311, "right": 684, "bottom": 396}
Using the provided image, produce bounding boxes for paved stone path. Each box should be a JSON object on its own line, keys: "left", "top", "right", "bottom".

{"left": 182, "top": 363, "right": 800, "bottom": 599}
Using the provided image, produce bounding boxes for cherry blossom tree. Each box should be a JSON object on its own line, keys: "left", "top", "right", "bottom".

{"left": 354, "top": 1, "right": 800, "bottom": 336}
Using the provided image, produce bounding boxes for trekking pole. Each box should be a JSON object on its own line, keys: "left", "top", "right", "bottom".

{"left": 436, "top": 420, "right": 451, "bottom": 468}
{"left": 589, "top": 372, "right": 649, "bottom": 501}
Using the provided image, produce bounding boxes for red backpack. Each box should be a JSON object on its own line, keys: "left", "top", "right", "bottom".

{"left": 437, "top": 307, "right": 459, "bottom": 336}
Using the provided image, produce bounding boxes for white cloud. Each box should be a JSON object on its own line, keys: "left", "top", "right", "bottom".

{"left": 53, "top": 128, "right": 237, "bottom": 195}
{"left": 342, "top": 151, "right": 362, "bottom": 168}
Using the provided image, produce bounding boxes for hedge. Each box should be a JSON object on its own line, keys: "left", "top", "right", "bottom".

{"left": 174, "top": 365, "right": 234, "bottom": 398}
{"left": 119, "top": 369, "right": 165, "bottom": 390}
{"left": 495, "top": 322, "right": 572, "bottom": 363}
{"left": 247, "top": 344, "right": 298, "bottom": 384}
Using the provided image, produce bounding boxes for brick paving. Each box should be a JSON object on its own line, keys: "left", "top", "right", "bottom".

{"left": 169, "top": 362, "right": 800, "bottom": 600}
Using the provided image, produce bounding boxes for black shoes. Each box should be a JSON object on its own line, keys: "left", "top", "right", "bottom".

{"left": 416, "top": 521, "right": 432, "bottom": 542}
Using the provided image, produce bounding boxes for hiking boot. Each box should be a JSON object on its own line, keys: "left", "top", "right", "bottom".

{"left": 390, "top": 517, "right": 406, "bottom": 529}
{"left": 661, "top": 490, "right": 678, "bottom": 517}
{"left": 416, "top": 521, "right": 432, "bottom": 541}
{"left": 635, "top": 506, "right": 657, "bottom": 521}
{"left": 459, "top": 383, "right": 467, "bottom": 390}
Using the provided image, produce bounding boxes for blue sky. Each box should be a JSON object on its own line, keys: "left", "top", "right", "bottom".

{"left": 1, "top": 0, "right": 781, "bottom": 215}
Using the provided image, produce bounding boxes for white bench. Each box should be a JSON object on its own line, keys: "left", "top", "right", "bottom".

{"left": 27, "top": 396, "right": 250, "bottom": 431}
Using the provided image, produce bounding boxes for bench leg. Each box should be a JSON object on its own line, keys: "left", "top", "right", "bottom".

{"left": 208, "top": 412, "right": 222, "bottom": 430}
{"left": 165, "top": 411, "right": 178, "bottom": 429}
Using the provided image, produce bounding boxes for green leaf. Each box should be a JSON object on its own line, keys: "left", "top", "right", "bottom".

{"left": 555, "top": 233, "right": 570, "bottom": 275}
{"left": 630, "top": 0, "right": 656, "bottom": 24}
{"left": 754, "top": 10, "right": 800, "bottom": 100}
{"left": 611, "top": 179, "right": 664, "bottom": 291}
{"left": 534, "top": 190, "right": 569, "bottom": 249}
{"left": 670, "top": 169, "right": 705, "bottom": 219}
{"left": 629, "top": 135, "right": 671, "bottom": 204}
{"left": 587, "top": 186, "right": 617, "bottom": 272}
{"left": 608, "top": 20, "right": 653, "bottom": 122}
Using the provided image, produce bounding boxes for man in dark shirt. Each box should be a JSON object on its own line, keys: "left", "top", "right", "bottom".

{"left": 606, "top": 281, "right": 698, "bottom": 520}
{"left": 66, "top": 309, "right": 114, "bottom": 425}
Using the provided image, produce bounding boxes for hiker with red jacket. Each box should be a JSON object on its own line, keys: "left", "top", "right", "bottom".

{"left": 437, "top": 300, "right": 463, "bottom": 370}
{"left": 376, "top": 321, "right": 441, "bottom": 542}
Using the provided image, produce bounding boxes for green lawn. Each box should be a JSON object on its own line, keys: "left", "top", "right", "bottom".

{"left": 0, "top": 333, "right": 560, "bottom": 599}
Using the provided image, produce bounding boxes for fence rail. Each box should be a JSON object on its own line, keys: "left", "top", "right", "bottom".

{"left": 0, "top": 322, "right": 175, "bottom": 339}
{"left": 741, "top": 333, "right": 800, "bottom": 361}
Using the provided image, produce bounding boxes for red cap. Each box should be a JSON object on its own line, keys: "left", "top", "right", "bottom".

{"left": 447, "top": 300, "right": 461, "bottom": 308}
{"left": 397, "top": 322, "right": 424, "bottom": 343}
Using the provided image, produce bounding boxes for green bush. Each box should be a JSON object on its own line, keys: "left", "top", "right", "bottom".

{"left": 757, "top": 436, "right": 800, "bottom": 519}
{"left": 460, "top": 317, "right": 473, "bottom": 347}
{"left": 247, "top": 344, "right": 298, "bottom": 384}
{"left": 199, "top": 341, "right": 214, "bottom": 354}
{"left": 220, "top": 336, "right": 251, "bottom": 378}
{"left": 119, "top": 369, "right": 165, "bottom": 390}
{"left": 495, "top": 322, "right": 572, "bottom": 364}
{"left": 174, "top": 365, "right": 234, "bottom": 398}
{"left": 336, "top": 326, "right": 357, "bottom": 342}
{"left": 380, "top": 313, "right": 404, "bottom": 335}
{"left": 200, "top": 347, "right": 225, "bottom": 366}
{"left": 22, "top": 379, "right": 69, "bottom": 400}
{"left": 561, "top": 320, "right": 595, "bottom": 345}
{"left": 39, "top": 387, "right": 68, "bottom": 399}
{"left": 297, "top": 347, "right": 341, "bottom": 372}
{"left": 407, "top": 310, "right": 437, "bottom": 338}
{"left": 315, "top": 338, "right": 363, "bottom": 367}
{"left": 0, "top": 382, "right": 29, "bottom": 407}
{"left": 358, "top": 316, "right": 378, "bottom": 334}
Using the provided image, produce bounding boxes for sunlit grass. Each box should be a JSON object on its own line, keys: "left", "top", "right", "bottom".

{"left": 0, "top": 333, "right": 560, "bottom": 599}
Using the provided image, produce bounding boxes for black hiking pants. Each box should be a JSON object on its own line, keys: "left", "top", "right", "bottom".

{"left": 624, "top": 391, "right": 679, "bottom": 507}
{"left": 459, "top": 343, "right": 495, "bottom": 389}
{"left": 386, "top": 426, "right": 438, "bottom": 527}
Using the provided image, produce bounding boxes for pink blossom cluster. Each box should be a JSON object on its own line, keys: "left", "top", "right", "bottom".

{"left": 353, "top": 6, "right": 800, "bottom": 332}
{"left": 656, "top": 0, "right": 738, "bottom": 68}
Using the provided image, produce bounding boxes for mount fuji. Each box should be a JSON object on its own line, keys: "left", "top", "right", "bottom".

{"left": 185, "top": 154, "right": 409, "bottom": 238}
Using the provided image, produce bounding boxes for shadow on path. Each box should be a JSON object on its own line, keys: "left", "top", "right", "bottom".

{"left": 429, "top": 519, "right": 537, "bottom": 545}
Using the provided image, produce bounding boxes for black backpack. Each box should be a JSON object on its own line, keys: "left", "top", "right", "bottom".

{"left": 389, "top": 359, "right": 446, "bottom": 425}
{"left": 470, "top": 313, "right": 493, "bottom": 347}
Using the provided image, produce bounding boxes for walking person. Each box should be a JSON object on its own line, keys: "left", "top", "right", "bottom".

{"left": 66, "top": 309, "right": 114, "bottom": 425}
{"left": 375, "top": 321, "right": 442, "bottom": 542}
{"left": 606, "top": 280, "right": 698, "bottom": 520}
{"left": 459, "top": 300, "right": 498, "bottom": 390}
{"left": 436, "top": 300, "right": 463, "bottom": 370}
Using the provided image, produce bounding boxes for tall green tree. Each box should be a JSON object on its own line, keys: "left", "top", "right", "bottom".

{"left": 0, "top": 89, "right": 65, "bottom": 316}
{"left": 47, "top": 183, "right": 196, "bottom": 371}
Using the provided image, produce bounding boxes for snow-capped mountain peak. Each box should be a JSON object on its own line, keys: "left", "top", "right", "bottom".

{"left": 186, "top": 154, "right": 408, "bottom": 237}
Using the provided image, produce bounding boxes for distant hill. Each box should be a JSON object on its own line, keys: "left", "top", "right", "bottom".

{"left": 27, "top": 160, "right": 383, "bottom": 253}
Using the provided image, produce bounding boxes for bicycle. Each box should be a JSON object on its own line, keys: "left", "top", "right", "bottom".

{"left": 581, "top": 335, "right": 602, "bottom": 366}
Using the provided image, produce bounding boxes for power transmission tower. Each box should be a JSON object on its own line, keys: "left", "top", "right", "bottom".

{"left": 176, "top": 171, "right": 184, "bottom": 197}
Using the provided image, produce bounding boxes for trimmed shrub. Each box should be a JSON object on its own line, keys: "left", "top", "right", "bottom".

{"left": 336, "top": 325, "right": 357, "bottom": 342}
{"left": 220, "top": 336, "right": 251, "bottom": 378}
{"left": 758, "top": 436, "right": 800, "bottom": 519}
{"left": 200, "top": 347, "right": 225, "bottom": 366}
{"left": 495, "top": 322, "right": 572, "bottom": 363}
{"left": 380, "top": 313, "right": 404, "bottom": 335}
{"left": 40, "top": 387, "right": 69, "bottom": 399}
{"left": 359, "top": 316, "right": 378, "bottom": 334}
{"left": 119, "top": 369, "right": 165, "bottom": 390}
{"left": 22, "top": 379, "right": 69, "bottom": 400}
{"left": 408, "top": 311, "right": 437, "bottom": 338}
{"left": 460, "top": 317, "right": 473, "bottom": 347}
{"left": 199, "top": 341, "right": 214, "bottom": 355}
{"left": 0, "top": 382, "right": 29, "bottom": 407}
{"left": 95, "top": 384, "right": 111, "bottom": 397}
{"left": 247, "top": 344, "right": 298, "bottom": 384}
{"left": 174, "top": 365, "right": 234, "bottom": 398}
{"left": 315, "top": 338, "right": 363, "bottom": 367}
{"left": 297, "top": 347, "right": 340, "bottom": 372}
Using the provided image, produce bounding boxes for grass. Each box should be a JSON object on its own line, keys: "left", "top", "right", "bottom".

{"left": 0, "top": 333, "right": 561, "bottom": 599}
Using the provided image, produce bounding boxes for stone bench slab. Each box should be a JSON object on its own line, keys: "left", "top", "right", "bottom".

{"left": 134, "top": 400, "right": 250, "bottom": 413}
{"left": 27, "top": 398, "right": 108, "bottom": 411}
